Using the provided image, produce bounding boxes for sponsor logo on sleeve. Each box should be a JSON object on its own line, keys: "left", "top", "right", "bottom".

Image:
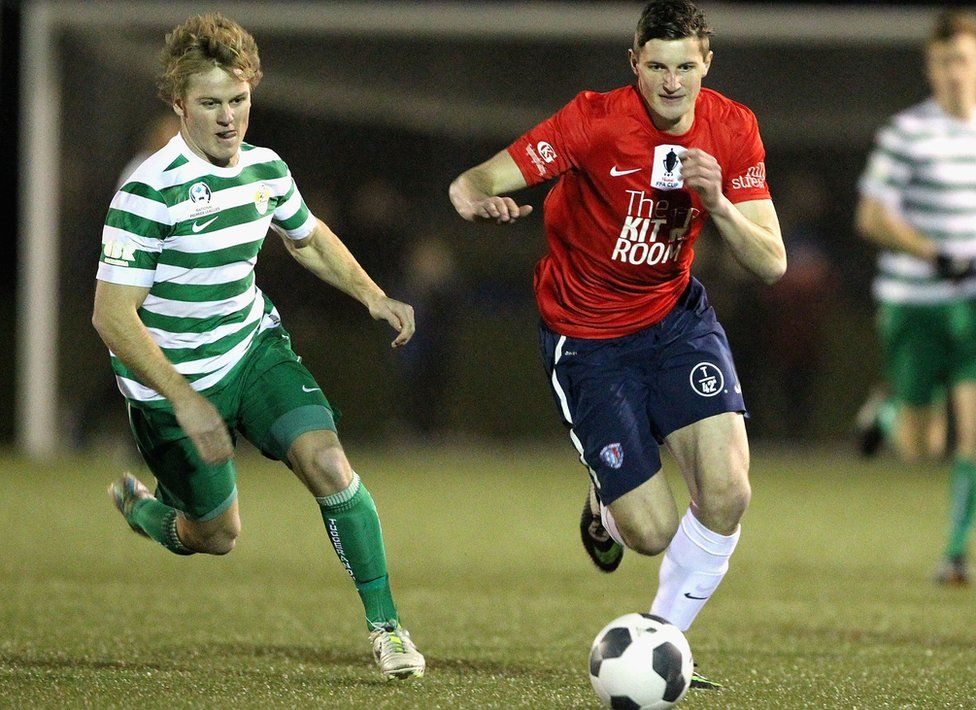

{"left": 537, "top": 141, "right": 557, "bottom": 163}
{"left": 102, "top": 239, "right": 136, "bottom": 266}
{"left": 525, "top": 143, "right": 547, "bottom": 177}
{"left": 730, "top": 162, "right": 766, "bottom": 190}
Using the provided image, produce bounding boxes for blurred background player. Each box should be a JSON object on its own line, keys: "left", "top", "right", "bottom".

{"left": 91, "top": 13, "right": 425, "bottom": 676}
{"left": 449, "top": 0, "right": 785, "bottom": 689}
{"left": 855, "top": 9, "right": 976, "bottom": 586}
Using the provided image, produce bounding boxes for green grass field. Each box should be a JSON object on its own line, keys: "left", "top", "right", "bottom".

{"left": 1, "top": 442, "right": 974, "bottom": 708}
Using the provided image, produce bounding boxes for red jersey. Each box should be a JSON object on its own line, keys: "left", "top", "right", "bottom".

{"left": 507, "top": 85, "right": 770, "bottom": 339}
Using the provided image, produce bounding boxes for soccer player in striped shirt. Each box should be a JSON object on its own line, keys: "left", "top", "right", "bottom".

{"left": 450, "top": 0, "right": 785, "bottom": 689}
{"left": 92, "top": 13, "right": 425, "bottom": 677}
{"left": 856, "top": 10, "right": 976, "bottom": 587}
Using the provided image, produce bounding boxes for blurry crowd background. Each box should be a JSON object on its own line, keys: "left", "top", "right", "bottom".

{"left": 2, "top": 2, "right": 958, "bottom": 448}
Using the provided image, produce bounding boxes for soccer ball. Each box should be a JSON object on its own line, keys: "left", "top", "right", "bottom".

{"left": 588, "top": 613, "right": 693, "bottom": 709}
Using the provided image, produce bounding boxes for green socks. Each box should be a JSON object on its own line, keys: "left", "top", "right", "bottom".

{"left": 130, "top": 498, "right": 195, "bottom": 555}
{"left": 317, "top": 473, "right": 398, "bottom": 629}
{"left": 945, "top": 457, "right": 976, "bottom": 560}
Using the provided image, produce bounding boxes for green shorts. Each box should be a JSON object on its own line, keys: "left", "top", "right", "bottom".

{"left": 878, "top": 299, "right": 976, "bottom": 406}
{"left": 127, "top": 326, "right": 336, "bottom": 521}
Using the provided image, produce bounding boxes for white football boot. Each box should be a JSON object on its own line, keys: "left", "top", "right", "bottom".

{"left": 369, "top": 623, "right": 425, "bottom": 679}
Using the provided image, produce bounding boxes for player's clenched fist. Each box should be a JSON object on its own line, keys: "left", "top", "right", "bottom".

{"left": 469, "top": 196, "right": 533, "bottom": 225}
{"left": 681, "top": 148, "right": 723, "bottom": 210}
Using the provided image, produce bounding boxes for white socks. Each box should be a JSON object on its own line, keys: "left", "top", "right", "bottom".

{"left": 600, "top": 505, "right": 625, "bottom": 547}
{"left": 650, "top": 508, "right": 740, "bottom": 631}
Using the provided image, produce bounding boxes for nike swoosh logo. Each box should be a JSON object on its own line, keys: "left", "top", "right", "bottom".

{"left": 683, "top": 592, "right": 710, "bottom": 600}
{"left": 191, "top": 216, "right": 219, "bottom": 233}
{"left": 302, "top": 385, "right": 321, "bottom": 393}
{"left": 610, "top": 166, "right": 642, "bottom": 177}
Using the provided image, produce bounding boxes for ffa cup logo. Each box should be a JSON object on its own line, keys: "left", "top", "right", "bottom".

{"left": 650, "top": 144, "right": 686, "bottom": 190}
{"left": 600, "top": 443, "right": 624, "bottom": 470}
{"left": 188, "top": 181, "right": 212, "bottom": 205}
{"left": 254, "top": 183, "right": 271, "bottom": 214}
{"left": 690, "top": 362, "right": 724, "bottom": 397}
{"left": 663, "top": 149, "right": 679, "bottom": 174}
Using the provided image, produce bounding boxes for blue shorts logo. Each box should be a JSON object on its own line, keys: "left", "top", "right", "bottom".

{"left": 600, "top": 443, "right": 624, "bottom": 469}
{"left": 690, "top": 362, "right": 724, "bottom": 397}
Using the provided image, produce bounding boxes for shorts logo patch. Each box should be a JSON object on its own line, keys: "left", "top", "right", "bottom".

{"left": 690, "top": 362, "right": 724, "bottom": 397}
{"left": 600, "top": 443, "right": 624, "bottom": 469}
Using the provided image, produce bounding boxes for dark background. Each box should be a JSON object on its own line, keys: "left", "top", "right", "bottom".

{"left": 1, "top": 1, "right": 964, "bottom": 447}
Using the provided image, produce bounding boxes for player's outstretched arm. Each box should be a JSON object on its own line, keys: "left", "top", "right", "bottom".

{"left": 91, "top": 281, "right": 233, "bottom": 464}
{"left": 450, "top": 150, "right": 533, "bottom": 225}
{"left": 280, "top": 221, "right": 415, "bottom": 348}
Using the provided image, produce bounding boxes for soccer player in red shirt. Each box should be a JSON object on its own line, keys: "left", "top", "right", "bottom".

{"left": 450, "top": 0, "right": 785, "bottom": 688}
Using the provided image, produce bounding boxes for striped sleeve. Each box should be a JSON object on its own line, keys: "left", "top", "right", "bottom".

{"left": 271, "top": 169, "right": 316, "bottom": 240}
{"left": 97, "top": 181, "right": 171, "bottom": 287}
{"left": 858, "top": 121, "right": 913, "bottom": 213}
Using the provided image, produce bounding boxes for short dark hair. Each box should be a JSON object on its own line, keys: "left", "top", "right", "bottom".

{"left": 634, "top": 0, "right": 713, "bottom": 54}
{"left": 929, "top": 9, "right": 976, "bottom": 44}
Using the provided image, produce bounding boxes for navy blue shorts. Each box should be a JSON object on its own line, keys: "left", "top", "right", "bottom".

{"left": 538, "top": 277, "right": 746, "bottom": 506}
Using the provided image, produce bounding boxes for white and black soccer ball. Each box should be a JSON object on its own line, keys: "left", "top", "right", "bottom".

{"left": 589, "top": 613, "right": 693, "bottom": 709}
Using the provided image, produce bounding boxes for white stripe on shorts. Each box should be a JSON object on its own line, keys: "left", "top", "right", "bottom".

{"left": 551, "top": 334, "right": 600, "bottom": 490}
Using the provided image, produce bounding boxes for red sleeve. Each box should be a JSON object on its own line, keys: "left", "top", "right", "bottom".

{"left": 506, "top": 91, "right": 592, "bottom": 187}
{"left": 722, "top": 108, "right": 771, "bottom": 204}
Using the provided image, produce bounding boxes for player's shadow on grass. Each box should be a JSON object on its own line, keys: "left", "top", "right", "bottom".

{"left": 223, "top": 643, "right": 523, "bottom": 677}
{"left": 1, "top": 646, "right": 547, "bottom": 682}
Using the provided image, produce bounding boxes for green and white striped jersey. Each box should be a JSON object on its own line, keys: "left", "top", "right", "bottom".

{"left": 859, "top": 99, "right": 976, "bottom": 304}
{"left": 97, "top": 133, "right": 316, "bottom": 405}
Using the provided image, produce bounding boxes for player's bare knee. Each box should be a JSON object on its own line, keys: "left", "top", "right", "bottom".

{"left": 300, "top": 442, "right": 353, "bottom": 495}
{"left": 203, "top": 534, "right": 237, "bottom": 555}
{"left": 698, "top": 478, "right": 750, "bottom": 532}
{"left": 182, "top": 518, "right": 240, "bottom": 555}
{"left": 618, "top": 519, "right": 677, "bottom": 557}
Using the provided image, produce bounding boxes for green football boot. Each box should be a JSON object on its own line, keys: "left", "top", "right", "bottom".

{"left": 690, "top": 664, "right": 724, "bottom": 690}
{"left": 580, "top": 483, "right": 623, "bottom": 572}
